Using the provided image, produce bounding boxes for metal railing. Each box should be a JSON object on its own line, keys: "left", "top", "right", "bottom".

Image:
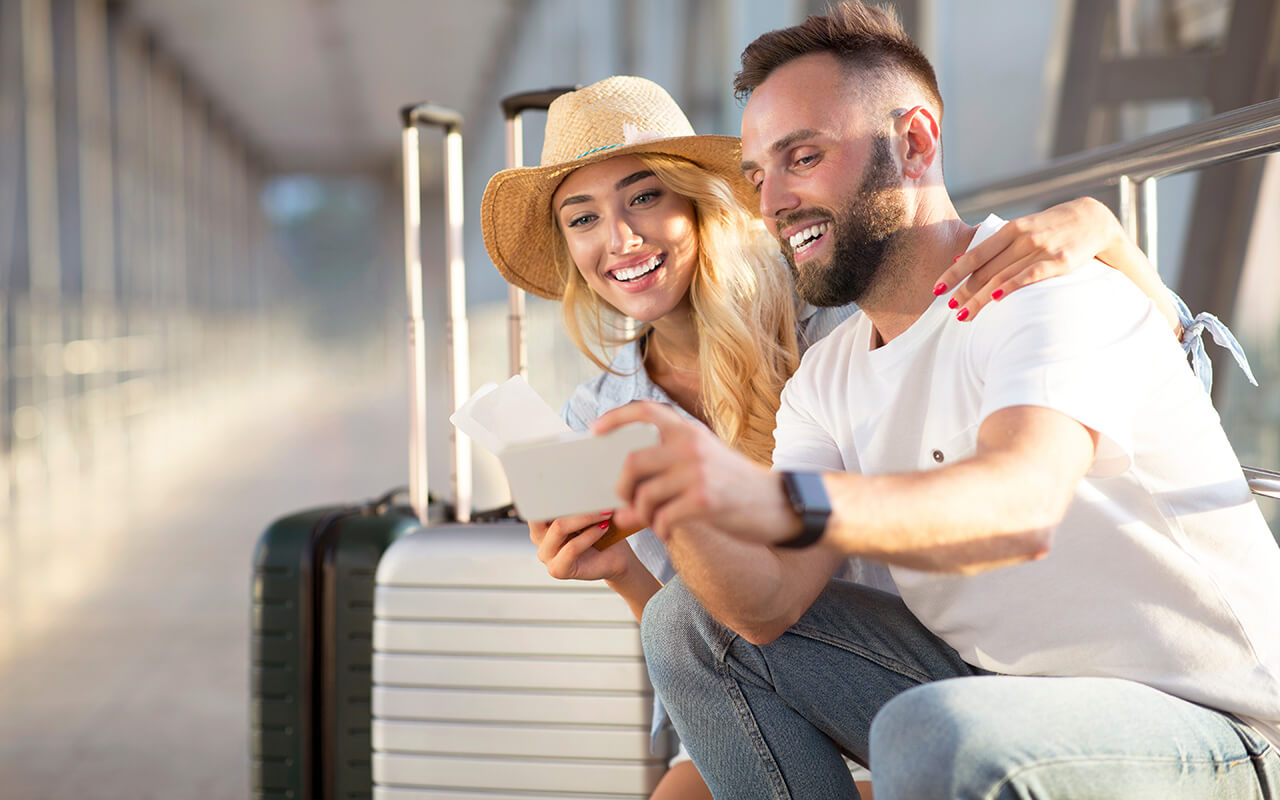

{"left": 953, "top": 98, "right": 1280, "bottom": 269}
{"left": 952, "top": 98, "right": 1280, "bottom": 501}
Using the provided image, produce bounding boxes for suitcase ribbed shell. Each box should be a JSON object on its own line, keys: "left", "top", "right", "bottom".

{"left": 372, "top": 523, "right": 670, "bottom": 797}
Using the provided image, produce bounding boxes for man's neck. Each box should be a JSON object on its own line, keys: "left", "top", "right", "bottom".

{"left": 861, "top": 210, "right": 978, "bottom": 348}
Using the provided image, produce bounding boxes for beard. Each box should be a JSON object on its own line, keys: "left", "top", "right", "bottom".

{"left": 780, "top": 136, "right": 907, "bottom": 308}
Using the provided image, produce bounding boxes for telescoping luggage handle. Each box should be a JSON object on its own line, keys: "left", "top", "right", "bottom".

{"left": 401, "top": 103, "right": 471, "bottom": 525}
{"left": 501, "top": 87, "right": 578, "bottom": 378}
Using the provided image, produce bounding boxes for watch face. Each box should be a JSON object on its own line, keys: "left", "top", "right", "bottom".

{"left": 789, "top": 471, "right": 831, "bottom": 514}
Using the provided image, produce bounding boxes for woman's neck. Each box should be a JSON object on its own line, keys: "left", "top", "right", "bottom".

{"left": 642, "top": 309, "right": 708, "bottom": 425}
{"left": 644, "top": 309, "right": 700, "bottom": 375}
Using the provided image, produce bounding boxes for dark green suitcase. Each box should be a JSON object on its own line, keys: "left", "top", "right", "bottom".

{"left": 250, "top": 491, "right": 424, "bottom": 800}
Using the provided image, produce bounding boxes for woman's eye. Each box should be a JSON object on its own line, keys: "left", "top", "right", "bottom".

{"left": 631, "top": 189, "right": 661, "bottom": 206}
{"left": 567, "top": 213, "right": 597, "bottom": 228}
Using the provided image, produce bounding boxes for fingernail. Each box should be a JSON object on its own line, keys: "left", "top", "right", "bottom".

{"left": 956, "top": 308, "right": 970, "bottom": 321}
{"left": 952, "top": 255, "right": 961, "bottom": 263}
{"left": 601, "top": 511, "right": 613, "bottom": 516}
{"left": 932, "top": 282, "right": 947, "bottom": 295}
{"left": 947, "top": 298, "right": 958, "bottom": 309}
{"left": 991, "top": 289, "right": 1004, "bottom": 300}
{"left": 598, "top": 521, "right": 610, "bottom": 530}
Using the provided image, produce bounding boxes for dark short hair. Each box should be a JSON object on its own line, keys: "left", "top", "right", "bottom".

{"left": 734, "top": 1, "right": 942, "bottom": 113}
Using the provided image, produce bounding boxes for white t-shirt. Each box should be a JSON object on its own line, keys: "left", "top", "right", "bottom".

{"left": 773, "top": 214, "right": 1280, "bottom": 747}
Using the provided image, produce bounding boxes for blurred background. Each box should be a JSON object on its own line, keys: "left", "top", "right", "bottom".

{"left": 0, "top": 0, "right": 1277, "bottom": 797}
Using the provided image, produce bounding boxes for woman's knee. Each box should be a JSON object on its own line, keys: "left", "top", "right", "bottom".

{"left": 640, "top": 576, "right": 704, "bottom": 691}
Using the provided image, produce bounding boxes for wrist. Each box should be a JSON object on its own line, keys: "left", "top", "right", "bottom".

{"left": 775, "top": 470, "right": 831, "bottom": 549}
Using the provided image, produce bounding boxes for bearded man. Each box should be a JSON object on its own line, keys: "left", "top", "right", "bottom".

{"left": 595, "top": 3, "right": 1280, "bottom": 798}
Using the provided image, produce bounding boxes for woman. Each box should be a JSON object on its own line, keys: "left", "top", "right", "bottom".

{"left": 479, "top": 75, "right": 1212, "bottom": 800}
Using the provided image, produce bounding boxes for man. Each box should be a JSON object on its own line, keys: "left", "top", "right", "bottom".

{"left": 595, "top": 3, "right": 1280, "bottom": 798}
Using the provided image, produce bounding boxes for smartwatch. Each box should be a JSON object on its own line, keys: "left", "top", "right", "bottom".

{"left": 776, "top": 471, "right": 831, "bottom": 549}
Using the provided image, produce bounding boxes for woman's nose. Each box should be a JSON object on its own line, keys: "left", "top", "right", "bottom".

{"left": 608, "top": 216, "right": 642, "bottom": 253}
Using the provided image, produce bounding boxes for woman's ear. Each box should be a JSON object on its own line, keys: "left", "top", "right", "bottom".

{"left": 896, "top": 105, "right": 941, "bottom": 179}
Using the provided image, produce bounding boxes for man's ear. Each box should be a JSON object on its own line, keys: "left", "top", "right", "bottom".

{"left": 896, "top": 105, "right": 940, "bottom": 179}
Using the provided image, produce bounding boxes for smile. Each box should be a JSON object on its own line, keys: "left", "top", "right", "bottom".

{"left": 609, "top": 254, "right": 664, "bottom": 283}
{"left": 788, "top": 222, "right": 830, "bottom": 256}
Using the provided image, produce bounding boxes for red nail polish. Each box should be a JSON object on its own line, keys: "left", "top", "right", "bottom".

{"left": 933, "top": 282, "right": 947, "bottom": 295}
{"left": 956, "top": 308, "right": 970, "bottom": 321}
{"left": 598, "top": 521, "right": 610, "bottom": 530}
{"left": 948, "top": 298, "right": 958, "bottom": 309}
{"left": 953, "top": 255, "right": 961, "bottom": 263}
{"left": 601, "top": 510, "right": 613, "bottom": 516}
{"left": 991, "top": 289, "right": 1004, "bottom": 300}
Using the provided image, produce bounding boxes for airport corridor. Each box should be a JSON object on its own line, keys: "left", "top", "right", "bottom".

{"left": 0, "top": 368, "right": 407, "bottom": 800}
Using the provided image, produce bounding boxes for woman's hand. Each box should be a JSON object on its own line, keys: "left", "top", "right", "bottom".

{"left": 528, "top": 511, "right": 636, "bottom": 583}
{"left": 937, "top": 196, "right": 1179, "bottom": 331}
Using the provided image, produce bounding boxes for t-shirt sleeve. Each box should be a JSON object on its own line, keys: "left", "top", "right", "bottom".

{"left": 967, "top": 263, "right": 1177, "bottom": 478}
{"left": 772, "top": 361, "right": 849, "bottom": 473}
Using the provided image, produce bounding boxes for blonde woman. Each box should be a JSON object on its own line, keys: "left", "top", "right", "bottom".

{"left": 480, "top": 76, "right": 1204, "bottom": 800}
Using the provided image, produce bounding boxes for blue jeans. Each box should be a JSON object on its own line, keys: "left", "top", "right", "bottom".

{"left": 642, "top": 576, "right": 1280, "bottom": 799}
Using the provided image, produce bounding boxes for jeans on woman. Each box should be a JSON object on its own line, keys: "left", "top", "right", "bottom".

{"left": 641, "top": 576, "right": 1280, "bottom": 799}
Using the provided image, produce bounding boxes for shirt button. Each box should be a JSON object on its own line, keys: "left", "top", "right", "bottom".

{"left": 932, "top": 449, "right": 944, "bottom": 463}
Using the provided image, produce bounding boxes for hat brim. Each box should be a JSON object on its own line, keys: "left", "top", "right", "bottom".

{"left": 481, "top": 134, "right": 754, "bottom": 300}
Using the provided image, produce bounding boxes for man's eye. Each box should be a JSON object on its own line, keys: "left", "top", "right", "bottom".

{"left": 567, "top": 213, "right": 597, "bottom": 228}
{"left": 795, "top": 154, "right": 819, "bottom": 167}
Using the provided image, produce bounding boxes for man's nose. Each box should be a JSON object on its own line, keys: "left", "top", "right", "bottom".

{"left": 759, "top": 176, "right": 800, "bottom": 229}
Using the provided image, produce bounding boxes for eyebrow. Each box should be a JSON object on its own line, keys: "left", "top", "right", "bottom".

{"left": 740, "top": 129, "right": 821, "bottom": 174}
{"left": 557, "top": 170, "right": 657, "bottom": 211}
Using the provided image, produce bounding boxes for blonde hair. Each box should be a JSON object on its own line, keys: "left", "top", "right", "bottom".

{"left": 555, "top": 154, "right": 799, "bottom": 464}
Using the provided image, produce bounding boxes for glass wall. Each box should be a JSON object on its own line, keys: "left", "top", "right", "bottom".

{"left": 0, "top": 0, "right": 298, "bottom": 514}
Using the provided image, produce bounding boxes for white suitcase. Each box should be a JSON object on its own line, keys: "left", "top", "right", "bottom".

{"left": 374, "top": 93, "right": 670, "bottom": 798}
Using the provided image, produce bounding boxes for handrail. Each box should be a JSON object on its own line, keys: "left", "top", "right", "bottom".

{"left": 953, "top": 98, "right": 1280, "bottom": 216}
{"left": 1245, "top": 468, "right": 1280, "bottom": 501}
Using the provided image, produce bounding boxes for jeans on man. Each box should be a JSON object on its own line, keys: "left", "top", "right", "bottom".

{"left": 641, "top": 576, "right": 1280, "bottom": 799}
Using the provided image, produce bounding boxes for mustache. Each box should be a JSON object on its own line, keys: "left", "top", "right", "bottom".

{"left": 776, "top": 210, "right": 834, "bottom": 234}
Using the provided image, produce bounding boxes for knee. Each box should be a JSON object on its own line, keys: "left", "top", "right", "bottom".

{"left": 640, "top": 577, "right": 709, "bottom": 695}
{"left": 870, "top": 679, "right": 1013, "bottom": 800}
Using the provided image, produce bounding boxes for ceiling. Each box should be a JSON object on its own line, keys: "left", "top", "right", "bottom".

{"left": 122, "top": 0, "right": 526, "bottom": 173}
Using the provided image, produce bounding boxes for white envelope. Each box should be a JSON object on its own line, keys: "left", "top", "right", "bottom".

{"left": 451, "top": 376, "right": 660, "bottom": 521}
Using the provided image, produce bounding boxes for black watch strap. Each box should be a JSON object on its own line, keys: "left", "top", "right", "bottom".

{"left": 776, "top": 471, "right": 831, "bottom": 549}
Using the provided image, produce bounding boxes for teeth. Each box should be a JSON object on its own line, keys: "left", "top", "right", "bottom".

{"left": 611, "top": 255, "right": 663, "bottom": 282}
{"left": 789, "top": 222, "right": 830, "bottom": 250}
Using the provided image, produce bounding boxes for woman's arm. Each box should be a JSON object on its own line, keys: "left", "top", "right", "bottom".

{"left": 941, "top": 196, "right": 1181, "bottom": 333}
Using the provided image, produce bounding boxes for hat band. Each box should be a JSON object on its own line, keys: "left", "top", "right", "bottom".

{"left": 576, "top": 142, "right": 622, "bottom": 159}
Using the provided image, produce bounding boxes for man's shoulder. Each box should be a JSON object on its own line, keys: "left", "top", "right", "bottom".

{"left": 968, "top": 261, "right": 1146, "bottom": 335}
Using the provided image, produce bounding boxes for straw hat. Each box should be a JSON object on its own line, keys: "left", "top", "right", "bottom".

{"left": 481, "top": 76, "right": 752, "bottom": 299}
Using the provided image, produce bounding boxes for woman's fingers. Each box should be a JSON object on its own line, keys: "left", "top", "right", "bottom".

{"left": 535, "top": 511, "right": 613, "bottom": 565}
{"left": 935, "top": 222, "right": 1023, "bottom": 298}
{"left": 545, "top": 519, "right": 611, "bottom": 579}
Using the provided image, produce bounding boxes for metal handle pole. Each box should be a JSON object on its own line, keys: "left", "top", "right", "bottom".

{"left": 498, "top": 87, "right": 577, "bottom": 380}
{"left": 400, "top": 123, "right": 429, "bottom": 525}
{"left": 401, "top": 103, "right": 471, "bottom": 524}
{"left": 504, "top": 113, "right": 528, "bottom": 379}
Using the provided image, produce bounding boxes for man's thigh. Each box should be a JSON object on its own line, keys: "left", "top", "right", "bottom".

{"left": 729, "top": 578, "right": 984, "bottom": 762}
{"left": 870, "top": 675, "right": 1280, "bottom": 800}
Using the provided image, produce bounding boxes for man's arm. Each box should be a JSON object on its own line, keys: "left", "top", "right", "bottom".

{"left": 820, "top": 404, "right": 1097, "bottom": 572}
{"left": 596, "top": 401, "right": 1097, "bottom": 640}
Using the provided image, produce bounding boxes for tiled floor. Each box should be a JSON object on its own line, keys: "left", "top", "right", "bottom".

{"left": 0, "top": 370, "right": 408, "bottom": 799}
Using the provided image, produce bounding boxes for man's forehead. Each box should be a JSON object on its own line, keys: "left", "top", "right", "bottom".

{"left": 741, "top": 61, "right": 863, "bottom": 157}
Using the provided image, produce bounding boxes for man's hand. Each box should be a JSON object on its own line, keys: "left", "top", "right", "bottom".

{"left": 592, "top": 402, "right": 803, "bottom": 545}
